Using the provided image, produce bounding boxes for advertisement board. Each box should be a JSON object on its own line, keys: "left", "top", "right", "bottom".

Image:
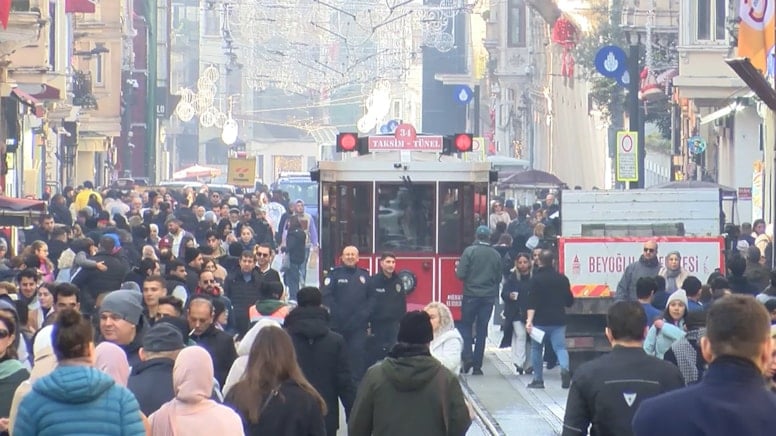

{"left": 227, "top": 158, "right": 256, "bottom": 187}
{"left": 559, "top": 237, "right": 725, "bottom": 297}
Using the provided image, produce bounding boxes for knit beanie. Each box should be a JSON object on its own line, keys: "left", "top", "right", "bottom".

{"left": 397, "top": 311, "right": 434, "bottom": 345}
{"left": 100, "top": 290, "right": 144, "bottom": 326}
{"left": 666, "top": 289, "right": 689, "bottom": 309}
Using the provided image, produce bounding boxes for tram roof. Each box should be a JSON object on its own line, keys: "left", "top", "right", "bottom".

{"left": 318, "top": 152, "right": 493, "bottom": 182}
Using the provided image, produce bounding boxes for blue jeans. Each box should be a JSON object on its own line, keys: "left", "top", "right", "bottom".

{"left": 284, "top": 263, "right": 302, "bottom": 301}
{"left": 530, "top": 325, "right": 569, "bottom": 382}
{"left": 460, "top": 295, "right": 495, "bottom": 369}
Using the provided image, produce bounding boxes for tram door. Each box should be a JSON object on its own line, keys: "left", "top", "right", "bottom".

{"left": 438, "top": 182, "right": 489, "bottom": 319}
{"left": 319, "top": 182, "right": 374, "bottom": 274}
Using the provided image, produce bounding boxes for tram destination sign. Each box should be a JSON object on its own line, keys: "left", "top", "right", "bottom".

{"left": 368, "top": 135, "right": 444, "bottom": 152}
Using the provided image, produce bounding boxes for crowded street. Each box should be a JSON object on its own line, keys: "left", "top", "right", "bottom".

{"left": 3, "top": 1, "right": 776, "bottom": 436}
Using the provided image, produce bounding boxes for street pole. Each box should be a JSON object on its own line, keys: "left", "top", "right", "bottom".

{"left": 627, "top": 41, "right": 644, "bottom": 189}
{"left": 145, "top": 0, "right": 158, "bottom": 182}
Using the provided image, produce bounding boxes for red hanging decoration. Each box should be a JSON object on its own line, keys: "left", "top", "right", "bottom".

{"left": 551, "top": 16, "right": 579, "bottom": 78}
{"left": 0, "top": 0, "right": 11, "bottom": 30}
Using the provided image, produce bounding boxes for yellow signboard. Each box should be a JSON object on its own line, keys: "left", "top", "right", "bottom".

{"left": 615, "top": 131, "right": 638, "bottom": 183}
{"left": 227, "top": 158, "right": 256, "bottom": 187}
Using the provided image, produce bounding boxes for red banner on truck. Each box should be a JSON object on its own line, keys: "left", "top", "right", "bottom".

{"left": 558, "top": 237, "right": 726, "bottom": 297}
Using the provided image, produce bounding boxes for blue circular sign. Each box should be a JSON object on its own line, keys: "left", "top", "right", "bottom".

{"left": 386, "top": 119, "right": 399, "bottom": 133}
{"left": 595, "top": 45, "right": 627, "bottom": 79}
{"left": 380, "top": 124, "right": 391, "bottom": 134}
{"left": 454, "top": 85, "right": 474, "bottom": 105}
{"left": 687, "top": 136, "right": 707, "bottom": 154}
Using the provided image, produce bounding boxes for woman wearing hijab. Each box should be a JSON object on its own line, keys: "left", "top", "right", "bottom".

{"left": 225, "top": 325, "right": 326, "bottom": 436}
{"left": 95, "top": 342, "right": 130, "bottom": 387}
{"left": 12, "top": 309, "right": 145, "bottom": 435}
{"left": 149, "top": 346, "right": 243, "bottom": 436}
{"left": 424, "top": 302, "right": 463, "bottom": 375}
{"left": 659, "top": 251, "right": 690, "bottom": 294}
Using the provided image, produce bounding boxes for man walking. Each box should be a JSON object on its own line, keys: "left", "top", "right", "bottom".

{"left": 285, "top": 287, "right": 356, "bottom": 436}
{"left": 456, "top": 225, "right": 503, "bottom": 375}
{"left": 322, "top": 245, "right": 372, "bottom": 384}
{"left": 562, "top": 301, "right": 684, "bottom": 436}
{"left": 348, "top": 311, "right": 472, "bottom": 436}
{"left": 633, "top": 295, "right": 776, "bottom": 435}
{"left": 526, "top": 249, "right": 574, "bottom": 389}
{"left": 615, "top": 240, "right": 661, "bottom": 301}
{"left": 367, "top": 252, "right": 406, "bottom": 363}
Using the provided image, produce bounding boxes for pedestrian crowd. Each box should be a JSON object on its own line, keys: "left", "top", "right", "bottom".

{"left": 0, "top": 181, "right": 474, "bottom": 436}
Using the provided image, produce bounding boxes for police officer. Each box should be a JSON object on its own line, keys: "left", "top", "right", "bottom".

{"left": 322, "top": 245, "right": 373, "bottom": 384}
{"left": 367, "top": 252, "right": 406, "bottom": 365}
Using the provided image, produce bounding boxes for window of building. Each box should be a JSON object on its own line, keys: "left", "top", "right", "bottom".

{"left": 508, "top": 0, "right": 527, "bottom": 47}
{"left": 94, "top": 44, "right": 105, "bottom": 87}
{"left": 696, "top": 0, "right": 727, "bottom": 42}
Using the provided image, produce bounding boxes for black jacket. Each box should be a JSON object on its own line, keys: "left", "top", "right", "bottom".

{"left": 501, "top": 270, "right": 532, "bottom": 323}
{"left": 284, "top": 306, "right": 356, "bottom": 434}
{"left": 321, "top": 266, "right": 372, "bottom": 333}
{"left": 71, "top": 251, "right": 130, "bottom": 315}
{"left": 285, "top": 228, "right": 306, "bottom": 265}
{"left": 164, "top": 274, "right": 188, "bottom": 295}
{"left": 368, "top": 271, "right": 406, "bottom": 324}
{"left": 184, "top": 265, "right": 201, "bottom": 295}
{"left": 562, "top": 346, "right": 684, "bottom": 436}
{"left": 190, "top": 323, "right": 237, "bottom": 387}
{"left": 526, "top": 266, "right": 574, "bottom": 326}
{"left": 633, "top": 356, "right": 776, "bottom": 436}
{"left": 226, "top": 380, "right": 326, "bottom": 436}
{"left": 224, "top": 270, "right": 263, "bottom": 336}
{"left": 127, "top": 357, "right": 176, "bottom": 416}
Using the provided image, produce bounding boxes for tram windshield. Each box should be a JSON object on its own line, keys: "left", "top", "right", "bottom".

{"left": 376, "top": 183, "right": 435, "bottom": 252}
{"left": 320, "top": 182, "right": 373, "bottom": 271}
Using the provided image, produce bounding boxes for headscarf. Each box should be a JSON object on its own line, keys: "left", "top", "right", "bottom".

{"left": 149, "top": 346, "right": 223, "bottom": 436}
{"left": 222, "top": 318, "right": 279, "bottom": 396}
{"left": 94, "top": 342, "right": 130, "bottom": 386}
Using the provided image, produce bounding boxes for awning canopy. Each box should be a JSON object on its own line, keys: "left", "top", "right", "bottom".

{"left": 11, "top": 87, "right": 45, "bottom": 118}
{"left": 0, "top": 196, "right": 46, "bottom": 227}
{"left": 172, "top": 164, "right": 222, "bottom": 180}
{"left": 18, "top": 83, "right": 62, "bottom": 101}
{"left": 65, "top": 0, "right": 96, "bottom": 13}
{"left": 499, "top": 169, "right": 565, "bottom": 187}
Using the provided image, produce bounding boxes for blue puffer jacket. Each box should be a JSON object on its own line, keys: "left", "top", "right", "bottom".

{"left": 12, "top": 364, "right": 145, "bottom": 436}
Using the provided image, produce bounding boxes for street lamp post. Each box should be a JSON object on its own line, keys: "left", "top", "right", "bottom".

{"left": 624, "top": 28, "right": 646, "bottom": 189}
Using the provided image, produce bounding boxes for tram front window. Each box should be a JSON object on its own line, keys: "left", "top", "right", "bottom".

{"left": 320, "top": 182, "right": 373, "bottom": 271}
{"left": 376, "top": 183, "right": 435, "bottom": 252}
{"left": 439, "top": 182, "right": 487, "bottom": 254}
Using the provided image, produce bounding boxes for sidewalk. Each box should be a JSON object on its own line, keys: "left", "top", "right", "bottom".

{"left": 460, "top": 325, "right": 568, "bottom": 435}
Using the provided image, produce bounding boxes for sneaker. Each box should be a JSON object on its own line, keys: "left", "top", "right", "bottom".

{"left": 561, "top": 369, "right": 571, "bottom": 389}
{"left": 514, "top": 365, "right": 524, "bottom": 375}
{"left": 524, "top": 367, "right": 534, "bottom": 375}
{"left": 461, "top": 361, "right": 473, "bottom": 375}
{"left": 472, "top": 368, "right": 484, "bottom": 375}
{"left": 527, "top": 380, "right": 545, "bottom": 389}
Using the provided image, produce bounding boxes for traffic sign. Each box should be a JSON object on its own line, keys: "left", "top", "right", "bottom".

{"left": 386, "top": 119, "right": 399, "bottom": 132}
{"left": 227, "top": 157, "right": 256, "bottom": 187}
{"left": 594, "top": 45, "right": 627, "bottom": 78}
{"left": 616, "top": 131, "right": 638, "bottom": 182}
{"left": 368, "top": 135, "right": 444, "bottom": 152}
{"left": 395, "top": 123, "right": 417, "bottom": 145}
{"left": 616, "top": 70, "right": 630, "bottom": 88}
{"left": 453, "top": 85, "right": 474, "bottom": 105}
{"left": 380, "top": 124, "right": 391, "bottom": 134}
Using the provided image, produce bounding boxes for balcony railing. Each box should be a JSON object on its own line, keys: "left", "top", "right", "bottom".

{"left": 72, "top": 70, "right": 98, "bottom": 110}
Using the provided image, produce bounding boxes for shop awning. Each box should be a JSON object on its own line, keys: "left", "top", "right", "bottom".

{"left": 65, "top": 0, "right": 96, "bottom": 13}
{"left": 10, "top": 87, "right": 45, "bottom": 118}
{"left": 28, "top": 83, "right": 61, "bottom": 100}
{"left": 0, "top": 196, "right": 46, "bottom": 227}
{"left": 726, "top": 57, "right": 776, "bottom": 111}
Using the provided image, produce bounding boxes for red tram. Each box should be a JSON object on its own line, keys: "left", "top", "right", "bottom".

{"left": 314, "top": 144, "right": 493, "bottom": 318}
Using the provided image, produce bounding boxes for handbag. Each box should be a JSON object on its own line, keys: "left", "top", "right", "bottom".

{"left": 280, "top": 252, "right": 291, "bottom": 272}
